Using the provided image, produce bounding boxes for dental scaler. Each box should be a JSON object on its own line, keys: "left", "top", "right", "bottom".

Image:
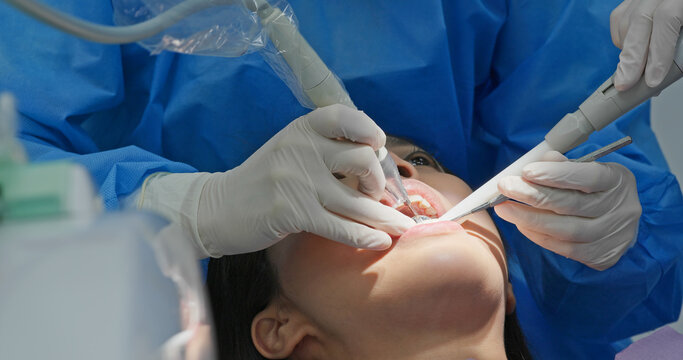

{"left": 440, "top": 35, "right": 683, "bottom": 223}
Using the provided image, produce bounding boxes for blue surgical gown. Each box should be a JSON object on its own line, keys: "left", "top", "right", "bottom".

{"left": 1, "top": 0, "right": 683, "bottom": 358}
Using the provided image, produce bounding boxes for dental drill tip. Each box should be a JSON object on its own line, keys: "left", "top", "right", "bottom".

{"left": 412, "top": 215, "right": 433, "bottom": 223}
{"left": 406, "top": 199, "right": 422, "bottom": 219}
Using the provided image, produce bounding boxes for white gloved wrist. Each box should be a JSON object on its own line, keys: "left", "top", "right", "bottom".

{"left": 138, "top": 172, "right": 214, "bottom": 258}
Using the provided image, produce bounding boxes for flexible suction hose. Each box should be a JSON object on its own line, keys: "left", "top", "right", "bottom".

{"left": 2, "top": 0, "right": 217, "bottom": 44}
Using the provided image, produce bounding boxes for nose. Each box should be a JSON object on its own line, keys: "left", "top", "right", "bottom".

{"left": 390, "top": 153, "right": 419, "bottom": 179}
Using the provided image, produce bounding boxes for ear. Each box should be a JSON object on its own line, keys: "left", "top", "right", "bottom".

{"left": 251, "top": 297, "right": 314, "bottom": 359}
{"left": 505, "top": 281, "right": 516, "bottom": 315}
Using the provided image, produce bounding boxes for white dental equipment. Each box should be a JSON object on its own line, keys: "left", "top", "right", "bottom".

{"left": 3, "top": 0, "right": 422, "bottom": 220}
{"left": 0, "top": 91, "right": 215, "bottom": 359}
{"left": 444, "top": 136, "right": 633, "bottom": 222}
{"left": 439, "top": 34, "right": 683, "bottom": 223}
{"left": 239, "top": 0, "right": 422, "bottom": 219}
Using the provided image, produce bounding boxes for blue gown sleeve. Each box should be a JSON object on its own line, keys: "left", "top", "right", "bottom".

{"left": 0, "top": 1, "right": 196, "bottom": 210}
{"left": 19, "top": 133, "right": 196, "bottom": 210}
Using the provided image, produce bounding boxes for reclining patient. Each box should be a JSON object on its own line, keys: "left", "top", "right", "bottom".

{"left": 207, "top": 137, "right": 533, "bottom": 360}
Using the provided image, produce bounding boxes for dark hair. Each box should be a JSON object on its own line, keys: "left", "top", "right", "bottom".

{"left": 207, "top": 250, "right": 278, "bottom": 360}
{"left": 207, "top": 250, "right": 534, "bottom": 360}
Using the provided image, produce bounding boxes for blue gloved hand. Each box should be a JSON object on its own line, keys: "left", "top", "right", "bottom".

{"left": 611, "top": 0, "right": 683, "bottom": 90}
{"left": 495, "top": 151, "right": 642, "bottom": 270}
{"left": 137, "top": 104, "right": 414, "bottom": 257}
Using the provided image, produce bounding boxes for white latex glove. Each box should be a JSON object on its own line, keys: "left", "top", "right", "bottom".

{"left": 138, "top": 104, "right": 414, "bottom": 257}
{"left": 611, "top": 0, "right": 683, "bottom": 90}
{"left": 494, "top": 151, "right": 642, "bottom": 270}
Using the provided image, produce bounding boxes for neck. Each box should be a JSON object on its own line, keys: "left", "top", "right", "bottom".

{"left": 297, "top": 299, "right": 509, "bottom": 360}
{"left": 392, "top": 300, "right": 508, "bottom": 360}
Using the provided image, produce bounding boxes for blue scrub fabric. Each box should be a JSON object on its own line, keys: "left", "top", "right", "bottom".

{"left": 2, "top": 0, "right": 683, "bottom": 358}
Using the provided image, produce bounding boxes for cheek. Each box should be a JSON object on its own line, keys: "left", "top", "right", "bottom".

{"left": 273, "top": 237, "right": 384, "bottom": 323}
{"left": 417, "top": 172, "right": 472, "bottom": 206}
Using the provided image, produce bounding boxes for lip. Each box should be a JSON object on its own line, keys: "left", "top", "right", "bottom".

{"left": 398, "top": 220, "right": 465, "bottom": 243}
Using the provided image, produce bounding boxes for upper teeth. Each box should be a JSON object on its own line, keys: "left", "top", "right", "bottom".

{"left": 408, "top": 194, "right": 430, "bottom": 207}
{"left": 408, "top": 194, "right": 437, "bottom": 216}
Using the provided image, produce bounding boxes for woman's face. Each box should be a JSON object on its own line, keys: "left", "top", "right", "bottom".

{"left": 252, "top": 140, "right": 514, "bottom": 359}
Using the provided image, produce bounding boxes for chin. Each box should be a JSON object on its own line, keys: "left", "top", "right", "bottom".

{"left": 378, "top": 232, "right": 506, "bottom": 329}
{"left": 411, "top": 232, "right": 500, "bottom": 283}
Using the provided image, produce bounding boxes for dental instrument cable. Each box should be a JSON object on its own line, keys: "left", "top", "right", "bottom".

{"left": 2, "top": 0, "right": 223, "bottom": 44}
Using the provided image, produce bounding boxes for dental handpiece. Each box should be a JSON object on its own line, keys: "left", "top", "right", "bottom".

{"left": 442, "top": 136, "right": 632, "bottom": 222}
{"left": 439, "top": 35, "right": 683, "bottom": 224}
{"left": 253, "top": 3, "right": 422, "bottom": 220}
{"left": 543, "top": 34, "right": 683, "bottom": 155}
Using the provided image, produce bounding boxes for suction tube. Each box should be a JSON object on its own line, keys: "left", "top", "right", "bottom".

{"left": 1, "top": 0, "right": 220, "bottom": 44}
{"left": 546, "top": 34, "right": 683, "bottom": 152}
{"left": 440, "top": 35, "right": 683, "bottom": 222}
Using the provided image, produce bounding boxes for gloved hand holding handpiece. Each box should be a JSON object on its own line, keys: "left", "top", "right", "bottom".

{"left": 138, "top": 104, "right": 414, "bottom": 257}
{"left": 495, "top": 151, "right": 642, "bottom": 270}
{"left": 611, "top": 0, "right": 683, "bottom": 90}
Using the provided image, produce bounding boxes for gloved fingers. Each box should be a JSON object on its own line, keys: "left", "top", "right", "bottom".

{"left": 517, "top": 224, "right": 631, "bottom": 271}
{"left": 305, "top": 104, "right": 386, "bottom": 150}
{"left": 617, "top": 0, "right": 642, "bottom": 48}
{"left": 513, "top": 225, "right": 609, "bottom": 269}
{"left": 494, "top": 202, "right": 600, "bottom": 243}
{"left": 322, "top": 140, "right": 385, "bottom": 200}
{"left": 615, "top": 0, "right": 661, "bottom": 90}
{"left": 539, "top": 150, "right": 568, "bottom": 162}
{"left": 498, "top": 176, "right": 614, "bottom": 217}
{"left": 515, "top": 224, "right": 582, "bottom": 259}
{"left": 611, "top": 0, "right": 635, "bottom": 48}
{"left": 646, "top": 0, "right": 683, "bottom": 86}
{"left": 307, "top": 210, "right": 394, "bottom": 250}
{"left": 522, "top": 160, "right": 621, "bottom": 193}
{"left": 622, "top": 0, "right": 648, "bottom": 44}
{"left": 319, "top": 182, "right": 415, "bottom": 236}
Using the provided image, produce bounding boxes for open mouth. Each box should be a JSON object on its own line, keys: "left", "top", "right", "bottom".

{"left": 380, "top": 179, "right": 450, "bottom": 219}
